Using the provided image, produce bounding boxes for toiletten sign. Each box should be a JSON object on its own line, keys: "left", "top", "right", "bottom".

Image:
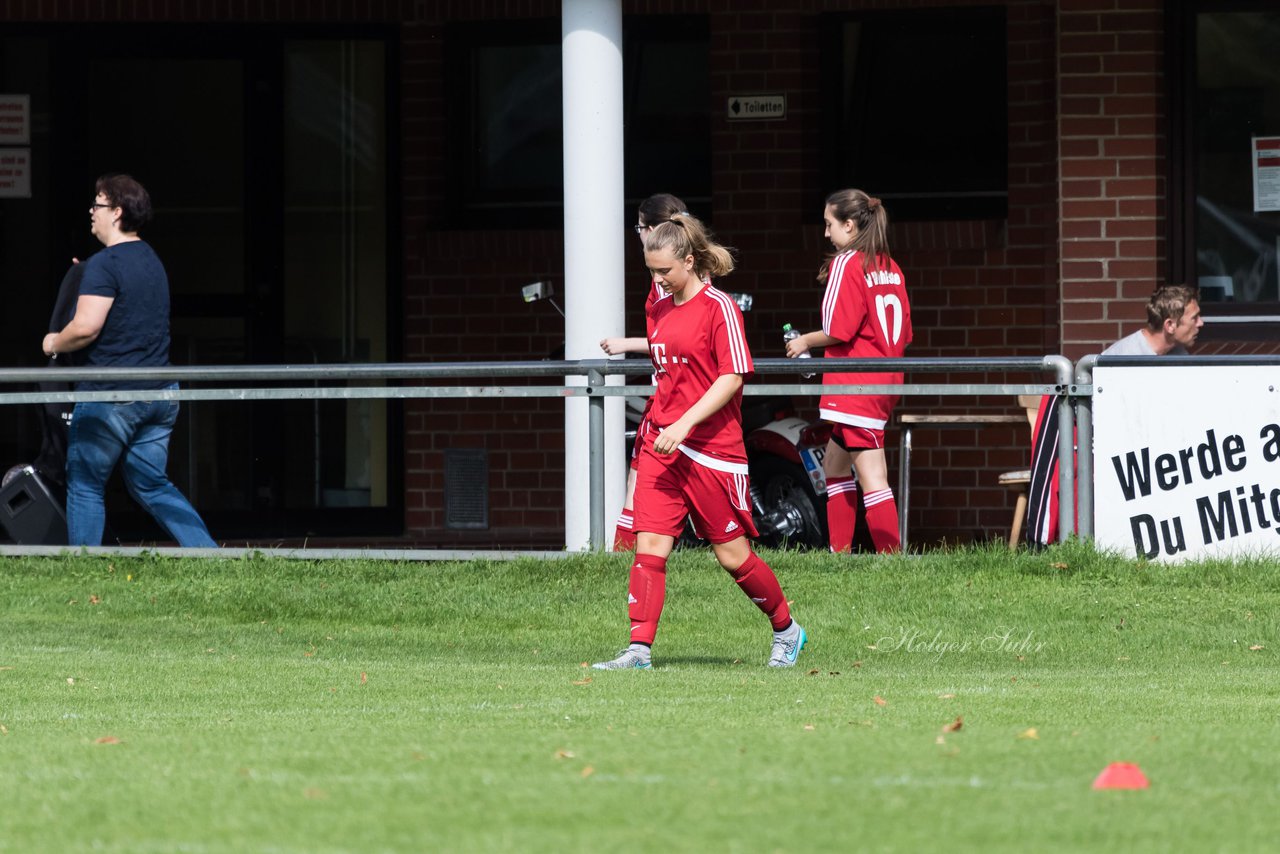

{"left": 1094, "top": 365, "right": 1280, "bottom": 561}
{"left": 726, "top": 94, "right": 785, "bottom": 121}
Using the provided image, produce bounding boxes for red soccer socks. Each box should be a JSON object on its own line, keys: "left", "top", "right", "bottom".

{"left": 726, "top": 551, "right": 791, "bottom": 631}
{"left": 825, "top": 475, "right": 858, "bottom": 553}
{"left": 627, "top": 553, "right": 667, "bottom": 645}
{"left": 613, "top": 509, "right": 637, "bottom": 552}
{"left": 862, "top": 487, "right": 900, "bottom": 553}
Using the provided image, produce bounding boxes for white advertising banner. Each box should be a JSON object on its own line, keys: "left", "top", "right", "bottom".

{"left": 1094, "top": 365, "right": 1280, "bottom": 561}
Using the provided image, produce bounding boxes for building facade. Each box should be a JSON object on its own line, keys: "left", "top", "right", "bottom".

{"left": 0, "top": 0, "right": 1274, "bottom": 547}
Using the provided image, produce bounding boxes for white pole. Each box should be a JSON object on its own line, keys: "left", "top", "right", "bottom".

{"left": 563, "top": 0, "right": 626, "bottom": 551}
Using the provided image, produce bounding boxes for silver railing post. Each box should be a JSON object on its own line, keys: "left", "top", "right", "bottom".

{"left": 1047, "top": 355, "right": 1076, "bottom": 542}
{"left": 587, "top": 364, "right": 606, "bottom": 551}
{"left": 897, "top": 425, "right": 912, "bottom": 548}
{"left": 1074, "top": 355, "right": 1098, "bottom": 539}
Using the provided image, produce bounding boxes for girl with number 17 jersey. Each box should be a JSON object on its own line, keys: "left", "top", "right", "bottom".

{"left": 784, "top": 189, "right": 911, "bottom": 554}
{"left": 819, "top": 248, "right": 912, "bottom": 429}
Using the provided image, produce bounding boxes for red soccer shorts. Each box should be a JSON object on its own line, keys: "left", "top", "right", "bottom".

{"left": 632, "top": 439, "right": 757, "bottom": 544}
{"left": 630, "top": 398, "right": 656, "bottom": 472}
{"left": 828, "top": 421, "right": 884, "bottom": 451}
{"left": 630, "top": 415, "right": 646, "bottom": 472}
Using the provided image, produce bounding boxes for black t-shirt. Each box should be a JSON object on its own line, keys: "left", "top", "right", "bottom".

{"left": 77, "top": 241, "right": 171, "bottom": 391}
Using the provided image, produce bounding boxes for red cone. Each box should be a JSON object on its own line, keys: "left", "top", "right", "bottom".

{"left": 1092, "top": 762, "right": 1149, "bottom": 790}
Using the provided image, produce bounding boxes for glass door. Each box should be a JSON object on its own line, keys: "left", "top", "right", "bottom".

{"left": 281, "top": 40, "right": 390, "bottom": 512}
{"left": 22, "top": 25, "right": 400, "bottom": 541}
{"left": 1193, "top": 10, "right": 1280, "bottom": 306}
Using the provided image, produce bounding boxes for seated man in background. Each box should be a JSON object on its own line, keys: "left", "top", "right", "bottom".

{"left": 1100, "top": 284, "right": 1203, "bottom": 356}
{"left": 1025, "top": 285, "right": 1202, "bottom": 547}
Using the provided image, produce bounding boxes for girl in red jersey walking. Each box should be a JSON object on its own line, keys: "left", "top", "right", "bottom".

{"left": 593, "top": 214, "right": 806, "bottom": 670}
{"left": 600, "top": 193, "right": 688, "bottom": 551}
{"left": 784, "top": 189, "right": 912, "bottom": 554}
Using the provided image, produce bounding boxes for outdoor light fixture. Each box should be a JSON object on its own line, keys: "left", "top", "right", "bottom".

{"left": 521, "top": 280, "right": 564, "bottom": 317}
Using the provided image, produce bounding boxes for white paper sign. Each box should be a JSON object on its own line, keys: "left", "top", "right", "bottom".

{"left": 0, "top": 148, "right": 31, "bottom": 197}
{"left": 1094, "top": 365, "right": 1280, "bottom": 561}
{"left": 1252, "top": 136, "right": 1280, "bottom": 212}
{"left": 0, "top": 95, "right": 29, "bottom": 145}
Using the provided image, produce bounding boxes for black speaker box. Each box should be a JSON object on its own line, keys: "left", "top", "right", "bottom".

{"left": 0, "top": 466, "right": 68, "bottom": 545}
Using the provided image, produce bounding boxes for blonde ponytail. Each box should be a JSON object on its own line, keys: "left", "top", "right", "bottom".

{"left": 646, "top": 213, "right": 736, "bottom": 279}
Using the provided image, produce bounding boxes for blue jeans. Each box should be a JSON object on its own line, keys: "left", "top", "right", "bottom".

{"left": 66, "top": 389, "right": 216, "bottom": 547}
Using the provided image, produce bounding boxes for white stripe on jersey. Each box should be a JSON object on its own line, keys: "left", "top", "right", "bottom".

{"left": 822, "top": 250, "right": 856, "bottom": 336}
{"left": 820, "top": 410, "right": 887, "bottom": 430}
{"left": 704, "top": 286, "right": 751, "bottom": 374}
{"left": 676, "top": 444, "right": 750, "bottom": 475}
{"left": 650, "top": 278, "right": 670, "bottom": 304}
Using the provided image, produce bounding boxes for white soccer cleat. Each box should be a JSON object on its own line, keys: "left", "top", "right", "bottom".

{"left": 768, "top": 621, "right": 807, "bottom": 667}
{"left": 591, "top": 644, "right": 652, "bottom": 670}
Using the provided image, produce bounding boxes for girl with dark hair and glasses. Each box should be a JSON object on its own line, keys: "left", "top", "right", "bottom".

{"left": 599, "top": 193, "right": 690, "bottom": 551}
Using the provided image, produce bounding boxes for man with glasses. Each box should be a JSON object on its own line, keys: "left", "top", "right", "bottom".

{"left": 40, "top": 174, "right": 215, "bottom": 548}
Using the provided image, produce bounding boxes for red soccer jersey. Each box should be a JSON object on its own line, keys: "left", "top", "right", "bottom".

{"left": 818, "top": 249, "right": 912, "bottom": 429}
{"left": 635, "top": 277, "right": 672, "bottom": 426}
{"left": 646, "top": 284, "right": 753, "bottom": 469}
{"left": 644, "top": 276, "right": 667, "bottom": 312}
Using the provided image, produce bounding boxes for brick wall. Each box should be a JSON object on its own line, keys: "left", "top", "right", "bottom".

{"left": 1057, "top": 0, "right": 1166, "bottom": 361}
{"left": 7, "top": 0, "right": 1216, "bottom": 548}
{"left": 396, "top": 0, "right": 1065, "bottom": 547}
{"left": 894, "top": 0, "right": 1060, "bottom": 543}
{"left": 720, "top": 0, "right": 1059, "bottom": 545}
{"left": 400, "top": 1, "right": 567, "bottom": 545}
{"left": 0, "top": 1, "right": 411, "bottom": 22}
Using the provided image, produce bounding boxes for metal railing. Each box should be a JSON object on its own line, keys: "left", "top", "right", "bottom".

{"left": 0, "top": 355, "right": 1075, "bottom": 558}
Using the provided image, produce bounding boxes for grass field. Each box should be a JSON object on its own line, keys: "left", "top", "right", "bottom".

{"left": 2, "top": 544, "right": 1279, "bottom": 853}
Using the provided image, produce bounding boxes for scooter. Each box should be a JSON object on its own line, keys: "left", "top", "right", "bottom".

{"left": 741, "top": 397, "right": 874, "bottom": 552}
{"left": 742, "top": 398, "right": 831, "bottom": 549}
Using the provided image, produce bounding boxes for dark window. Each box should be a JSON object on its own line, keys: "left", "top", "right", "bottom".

{"left": 820, "top": 8, "right": 1008, "bottom": 221}
{"left": 445, "top": 17, "right": 711, "bottom": 227}
{"left": 1170, "top": 1, "right": 1280, "bottom": 330}
{"left": 0, "top": 25, "right": 402, "bottom": 540}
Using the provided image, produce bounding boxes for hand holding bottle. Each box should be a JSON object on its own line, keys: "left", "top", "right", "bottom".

{"left": 782, "top": 324, "right": 815, "bottom": 379}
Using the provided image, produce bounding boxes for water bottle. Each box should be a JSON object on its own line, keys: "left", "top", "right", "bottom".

{"left": 782, "top": 324, "right": 814, "bottom": 379}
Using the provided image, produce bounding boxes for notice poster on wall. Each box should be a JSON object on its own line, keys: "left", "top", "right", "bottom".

{"left": 0, "top": 148, "right": 31, "bottom": 197}
{"left": 1252, "top": 136, "right": 1280, "bottom": 212}
{"left": 1094, "top": 365, "right": 1280, "bottom": 561}
{"left": 0, "top": 94, "right": 29, "bottom": 145}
